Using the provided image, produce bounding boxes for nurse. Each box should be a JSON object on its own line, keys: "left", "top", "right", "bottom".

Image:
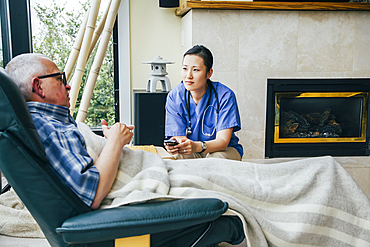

{"left": 164, "top": 45, "right": 243, "bottom": 161}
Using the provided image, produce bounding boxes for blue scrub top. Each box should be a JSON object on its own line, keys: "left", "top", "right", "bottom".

{"left": 165, "top": 81, "right": 243, "bottom": 158}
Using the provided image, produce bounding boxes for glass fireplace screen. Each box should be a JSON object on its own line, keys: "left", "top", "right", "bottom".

{"left": 274, "top": 92, "right": 368, "bottom": 143}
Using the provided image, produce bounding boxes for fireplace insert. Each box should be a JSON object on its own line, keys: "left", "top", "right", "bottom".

{"left": 265, "top": 78, "right": 370, "bottom": 158}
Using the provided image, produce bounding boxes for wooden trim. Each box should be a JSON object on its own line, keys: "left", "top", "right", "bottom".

{"left": 176, "top": 1, "right": 370, "bottom": 16}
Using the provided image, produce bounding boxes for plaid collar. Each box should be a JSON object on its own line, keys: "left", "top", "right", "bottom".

{"left": 27, "top": 101, "right": 75, "bottom": 125}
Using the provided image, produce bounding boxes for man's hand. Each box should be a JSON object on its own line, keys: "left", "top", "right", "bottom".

{"left": 101, "top": 119, "right": 134, "bottom": 147}
{"left": 101, "top": 119, "right": 108, "bottom": 127}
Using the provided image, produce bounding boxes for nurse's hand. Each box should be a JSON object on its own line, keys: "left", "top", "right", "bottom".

{"left": 164, "top": 137, "right": 200, "bottom": 155}
{"left": 176, "top": 138, "right": 198, "bottom": 155}
{"left": 164, "top": 136, "right": 183, "bottom": 155}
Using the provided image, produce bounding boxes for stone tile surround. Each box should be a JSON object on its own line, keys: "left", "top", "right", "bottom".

{"left": 339, "top": 157, "right": 370, "bottom": 197}
{"left": 181, "top": 9, "right": 370, "bottom": 197}
{"left": 182, "top": 10, "right": 370, "bottom": 159}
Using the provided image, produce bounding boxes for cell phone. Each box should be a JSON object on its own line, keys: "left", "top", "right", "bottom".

{"left": 164, "top": 139, "right": 178, "bottom": 146}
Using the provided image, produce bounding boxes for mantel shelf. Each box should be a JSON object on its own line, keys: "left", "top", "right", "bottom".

{"left": 176, "top": 1, "right": 370, "bottom": 16}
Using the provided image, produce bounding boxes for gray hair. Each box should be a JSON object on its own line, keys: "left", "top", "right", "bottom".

{"left": 5, "top": 53, "right": 52, "bottom": 101}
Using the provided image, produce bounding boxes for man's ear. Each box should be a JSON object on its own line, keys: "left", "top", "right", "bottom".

{"left": 31, "top": 77, "right": 45, "bottom": 98}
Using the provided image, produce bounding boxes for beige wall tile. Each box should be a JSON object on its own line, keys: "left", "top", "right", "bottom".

{"left": 211, "top": 71, "right": 238, "bottom": 94}
{"left": 297, "top": 11, "right": 355, "bottom": 72}
{"left": 354, "top": 12, "right": 370, "bottom": 72}
{"left": 236, "top": 70, "right": 267, "bottom": 133}
{"left": 296, "top": 71, "right": 353, "bottom": 78}
{"left": 238, "top": 11, "right": 299, "bottom": 72}
{"left": 343, "top": 167, "right": 370, "bottom": 197}
{"left": 353, "top": 71, "right": 370, "bottom": 77}
{"left": 192, "top": 10, "right": 240, "bottom": 73}
{"left": 237, "top": 130, "right": 265, "bottom": 159}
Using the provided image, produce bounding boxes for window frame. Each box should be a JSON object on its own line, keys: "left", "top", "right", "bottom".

{"left": 1, "top": 0, "right": 33, "bottom": 67}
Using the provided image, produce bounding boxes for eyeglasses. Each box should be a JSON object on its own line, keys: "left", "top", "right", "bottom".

{"left": 38, "top": 71, "right": 67, "bottom": 86}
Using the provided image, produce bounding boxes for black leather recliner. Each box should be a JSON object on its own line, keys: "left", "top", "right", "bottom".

{"left": 0, "top": 69, "right": 244, "bottom": 247}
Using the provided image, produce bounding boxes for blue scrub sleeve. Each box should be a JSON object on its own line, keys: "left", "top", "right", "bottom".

{"left": 217, "top": 90, "right": 241, "bottom": 132}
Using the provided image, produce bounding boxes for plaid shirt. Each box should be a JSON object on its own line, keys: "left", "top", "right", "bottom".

{"left": 28, "top": 102, "right": 99, "bottom": 207}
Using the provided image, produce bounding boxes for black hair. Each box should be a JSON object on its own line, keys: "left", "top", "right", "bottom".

{"left": 183, "top": 45, "right": 213, "bottom": 74}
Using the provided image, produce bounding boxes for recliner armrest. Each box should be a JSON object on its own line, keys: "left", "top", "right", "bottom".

{"left": 56, "top": 198, "right": 228, "bottom": 244}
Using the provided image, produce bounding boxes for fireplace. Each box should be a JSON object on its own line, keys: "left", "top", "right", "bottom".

{"left": 265, "top": 78, "right": 370, "bottom": 158}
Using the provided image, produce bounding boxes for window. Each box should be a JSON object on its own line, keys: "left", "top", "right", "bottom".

{"left": 31, "top": 0, "right": 116, "bottom": 127}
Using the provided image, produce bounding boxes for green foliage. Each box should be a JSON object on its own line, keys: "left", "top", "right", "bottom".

{"left": 32, "top": 0, "right": 115, "bottom": 127}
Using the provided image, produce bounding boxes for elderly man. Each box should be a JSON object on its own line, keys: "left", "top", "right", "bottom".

{"left": 5, "top": 53, "right": 134, "bottom": 209}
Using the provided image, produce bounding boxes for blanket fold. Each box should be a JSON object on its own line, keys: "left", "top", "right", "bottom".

{"left": 79, "top": 122, "right": 370, "bottom": 247}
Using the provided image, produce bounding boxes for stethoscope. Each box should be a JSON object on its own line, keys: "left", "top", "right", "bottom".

{"left": 184, "top": 80, "right": 219, "bottom": 137}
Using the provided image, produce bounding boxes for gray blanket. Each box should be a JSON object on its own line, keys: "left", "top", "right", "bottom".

{"left": 79, "top": 123, "right": 370, "bottom": 247}
{"left": 1, "top": 123, "right": 369, "bottom": 245}
{"left": 0, "top": 190, "right": 44, "bottom": 238}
